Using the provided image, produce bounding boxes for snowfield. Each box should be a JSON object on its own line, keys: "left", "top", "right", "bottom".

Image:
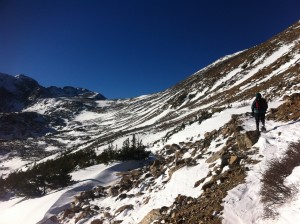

{"left": 1, "top": 100, "right": 300, "bottom": 224}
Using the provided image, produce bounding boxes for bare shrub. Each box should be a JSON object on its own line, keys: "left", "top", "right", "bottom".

{"left": 260, "top": 141, "right": 300, "bottom": 219}
{"left": 239, "top": 101, "right": 249, "bottom": 108}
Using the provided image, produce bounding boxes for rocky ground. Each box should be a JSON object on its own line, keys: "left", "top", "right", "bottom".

{"left": 58, "top": 90, "right": 300, "bottom": 224}
{"left": 55, "top": 111, "right": 264, "bottom": 224}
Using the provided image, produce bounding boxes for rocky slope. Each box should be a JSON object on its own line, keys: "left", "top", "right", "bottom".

{"left": 44, "top": 94, "right": 300, "bottom": 224}
{"left": 0, "top": 20, "right": 300, "bottom": 224}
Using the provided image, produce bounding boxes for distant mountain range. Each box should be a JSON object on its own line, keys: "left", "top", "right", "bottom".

{"left": 0, "top": 73, "right": 106, "bottom": 112}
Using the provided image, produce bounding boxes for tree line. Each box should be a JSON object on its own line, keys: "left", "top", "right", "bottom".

{"left": 0, "top": 135, "right": 149, "bottom": 198}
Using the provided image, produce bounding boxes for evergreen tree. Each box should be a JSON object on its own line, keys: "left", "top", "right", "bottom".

{"left": 131, "top": 134, "right": 136, "bottom": 149}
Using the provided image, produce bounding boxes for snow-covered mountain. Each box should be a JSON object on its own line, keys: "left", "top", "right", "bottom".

{"left": 0, "top": 20, "right": 300, "bottom": 224}
{"left": 0, "top": 73, "right": 105, "bottom": 112}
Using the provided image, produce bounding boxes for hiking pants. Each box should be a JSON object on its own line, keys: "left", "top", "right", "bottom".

{"left": 254, "top": 113, "right": 265, "bottom": 129}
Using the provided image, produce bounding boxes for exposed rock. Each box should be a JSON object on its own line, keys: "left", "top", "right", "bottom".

{"left": 63, "top": 209, "right": 75, "bottom": 219}
{"left": 267, "top": 93, "right": 300, "bottom": 121}
{"left": 93, "top": 186, "right": 107, "bottom": 198}
{"left": 75, "top": 211, "right": 90, "bottom": 223}
{"left": 0, "top": 112, "right": 57, "bottom": 140}
{"left": 220, "top": 153, "right": 231, "bottom": 168}
{"left": 117, "top": 193, "right": 127, "bottom": 200}
{"left": 168, "top": 162, "right": 186, "bottom": 179}
{"left": 93, "top": 205, "right": 100, "bottom": 211}
{"left": 150, "top": 159, "right": 165, "bottom": 177}
{"left": 150, "top": 159, "right": 161, "bottom": 172}
{"left": 221, "top": 127, "right": 233, "bottom": 137}
{"left": 111, "top": 221, "right": 123, "bottom": 224}
{"left": 108, "top": 186, "right": 119, "bottom": 197}
{"left": 206, "top": 148, "right": 226, "bottom": 163}
{"left": 115, "top": 204, "right": 134, "bottom": 215}
{"left": 103, "top": 211, "right": 112, "bottom": 219}
{"left": 130, "top": 169, "right": 143, "bottom": 177}
{"left": 202, "top": 178, "right": 215, "bottom": 191}
{"left": 171, "top": 143, "right": 181, "bottom": 151}
{"left": 139, "top": 209, "right": 161, "bottom": 224}
{"left": 229, "top": 155, "right": 238, "bottom": 165}
{"left": 236, "top": 131, "right": 260, "bottom": 150}
{"left": 91, "top": 219, "right": 103, "bottom": 224}
{"left": 155, "top": 166, "right": 246, "bottom": 224}
{"left": 45, "top": 216, "right": 59, "bottom": 223}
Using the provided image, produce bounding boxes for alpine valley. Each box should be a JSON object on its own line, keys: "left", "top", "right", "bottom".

{"left": 1, "top": 20, "right": 300, "bottom": 224}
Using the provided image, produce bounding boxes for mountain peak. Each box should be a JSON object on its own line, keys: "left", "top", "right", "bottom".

{"left": 0, "top": 73, "right": 106, "bottom": 112}
{"left": 15, "top": 74, "right": 38, "bottom": 82}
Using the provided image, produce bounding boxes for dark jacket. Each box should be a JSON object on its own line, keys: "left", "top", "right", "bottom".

{"left": 251, "top": 97, "right": 268, "bottom": 114}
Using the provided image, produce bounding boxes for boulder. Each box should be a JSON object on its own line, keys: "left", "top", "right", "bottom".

{"left": 108, "top": 186, "right": 119, "bottom": 197}
{"left": 117, "top": 193, "right": 127, "bottom": 200}
{"left": 150, "top": 159, "right": 161, "bottom": 171}
{"left": 229, "top": 155, "right": 238, "bottom": 165}
{"left": 139, "top": 209, "right": 161, "bottom": 224}
{"left": 115, "top": 204, "right": 134, "bottom": 215}
{"left": 206, "top": 148, "right": 226, "bottom": 164}
{"left": 202, "top": 178, "right": 215, "bottom": 191}
{"left": 236, "top": 131, "right": 260, "bottom": 150}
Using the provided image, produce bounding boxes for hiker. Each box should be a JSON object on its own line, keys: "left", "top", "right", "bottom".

{"left": 251, "top": 92, "right": 268, "bottom": 131}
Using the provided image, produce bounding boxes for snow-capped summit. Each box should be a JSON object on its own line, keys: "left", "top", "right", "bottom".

{"left": 15, "top": 74, "right": 39, "bottom": 84}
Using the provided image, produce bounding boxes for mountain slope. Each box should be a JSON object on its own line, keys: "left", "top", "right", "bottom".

{"left": 0, "top": 20, "right": 300, "bottom": 224}
{"left": 0, "top": 73, "right": 106, "bottom": 112}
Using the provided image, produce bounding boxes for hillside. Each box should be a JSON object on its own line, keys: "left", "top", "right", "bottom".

{"left": 0, "top": 20, "right": 300, "bottom": 224}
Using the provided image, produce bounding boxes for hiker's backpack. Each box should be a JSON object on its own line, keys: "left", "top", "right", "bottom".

{"left": 255, "top": 98, "right": 267, "bottom": 111}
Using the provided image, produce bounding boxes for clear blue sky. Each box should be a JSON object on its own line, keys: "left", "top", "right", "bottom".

{"left": 0, "top": 0, "right": 299, "bottom": 99}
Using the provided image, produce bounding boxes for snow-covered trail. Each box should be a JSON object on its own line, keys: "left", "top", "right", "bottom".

{"left": 223, "top": 117, "right": 300, "bottom": 224}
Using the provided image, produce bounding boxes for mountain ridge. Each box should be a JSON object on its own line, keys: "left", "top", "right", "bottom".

{"left": 0, "top": 73, "right": 106, "bottom": 112}
{"left": 0, "top": 20, "right": 300, "bottom": 224}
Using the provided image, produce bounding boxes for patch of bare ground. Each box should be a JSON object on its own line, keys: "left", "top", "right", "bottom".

{"left": 55, "top": 115, "right": 260, "bottom": 224}
{"left": 145, "top": 115, "right": 260, "bottom": 224}
{"left": 153, "top": 166, "right": 246, "bottom": 224}
{"left": 260, "top": 141, "right": 300, "bottom": 219}
{"left": 267, "top": 93, "right": 300, "bottom": 121}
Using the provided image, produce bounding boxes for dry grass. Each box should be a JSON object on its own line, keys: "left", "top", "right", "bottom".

{"left": 260, "top": 141, "right": 300, "bottom": 219}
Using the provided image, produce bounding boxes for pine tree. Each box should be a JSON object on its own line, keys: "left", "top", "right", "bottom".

{"left": 131, "top": 134, "right": 136, "bottom": 149}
